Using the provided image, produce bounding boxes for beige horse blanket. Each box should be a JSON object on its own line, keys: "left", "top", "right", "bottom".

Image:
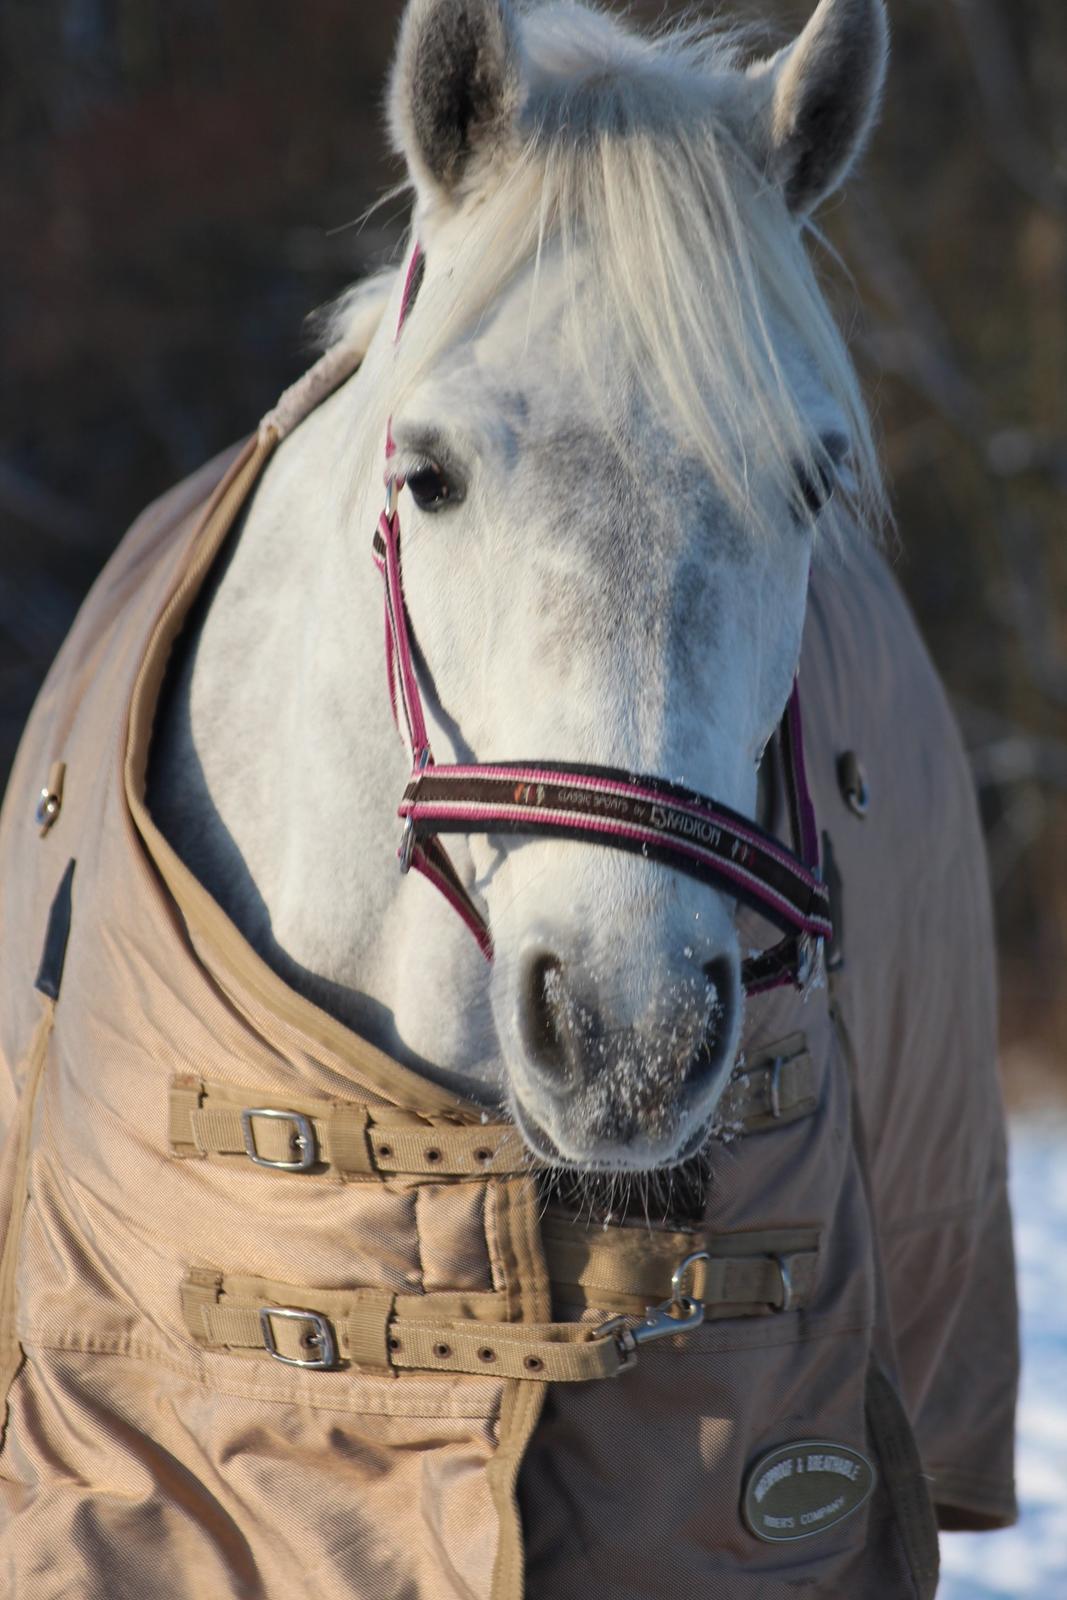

{"left": 0, "top": 366, "right": 1016, "bottom": 1599}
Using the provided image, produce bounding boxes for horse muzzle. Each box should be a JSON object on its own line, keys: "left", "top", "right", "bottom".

{"left": 500, "top": 928, "right": 742, "bottom": 1169}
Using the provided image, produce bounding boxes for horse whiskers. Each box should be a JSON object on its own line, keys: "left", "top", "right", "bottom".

{"left": 534, "top": 1132, "right": 716, "bottom": 1229}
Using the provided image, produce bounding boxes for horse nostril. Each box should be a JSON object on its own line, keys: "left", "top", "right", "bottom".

{"left": 519, "top": 951, "right": 578, "bottom": 1091}
{"left": 703, "top": 955, "right": 733, "bottom": 1011}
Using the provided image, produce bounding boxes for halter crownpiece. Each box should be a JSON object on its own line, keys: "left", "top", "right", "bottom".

{"left": 372, "top": 245, "right": 831, "bottom": 994}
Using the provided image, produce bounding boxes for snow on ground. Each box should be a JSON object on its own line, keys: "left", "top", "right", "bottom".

{"left": 938, "top": 1117, "right": 1067, "bottom": 1599}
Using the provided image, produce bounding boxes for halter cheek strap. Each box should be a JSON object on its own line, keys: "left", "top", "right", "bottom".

{"left": 373, "top": 245, "right": 830, "bottom": 993}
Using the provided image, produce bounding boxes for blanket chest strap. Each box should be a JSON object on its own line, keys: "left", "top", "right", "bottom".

{"left": 168, "top": 1040, "right": 817, "bottom": 1183}
{"left": 180, "top": 1235, "right": 820, "bottom": 1383}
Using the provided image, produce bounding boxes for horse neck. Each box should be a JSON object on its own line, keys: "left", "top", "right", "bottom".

{"left": 148, "top": 374, "right": 502, "bottom": 1103}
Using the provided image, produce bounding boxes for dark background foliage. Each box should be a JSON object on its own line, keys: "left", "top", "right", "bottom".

{"left": 2, "top": 0, "right": 1064, "bottom": 1094}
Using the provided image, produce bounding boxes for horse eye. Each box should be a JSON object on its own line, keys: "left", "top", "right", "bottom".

{"left": 792, "top": 458, "right": 836, "bottom": 522}
{"left": 406, "top": 462, "right": 454, "bottom": 512}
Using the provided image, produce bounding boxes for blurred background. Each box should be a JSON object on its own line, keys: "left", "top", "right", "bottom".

{"left": 1, "top": 0, "right": 1064, "bottom": 1096}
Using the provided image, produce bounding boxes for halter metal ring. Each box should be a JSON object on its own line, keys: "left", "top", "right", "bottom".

{"left": 398, "top": 746, "right": 432, "bottom": 874}
{"left": 795, "top": 934, "right": 825, "bottom": 993}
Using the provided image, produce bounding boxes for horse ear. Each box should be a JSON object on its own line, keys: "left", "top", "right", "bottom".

{"left": 389, "top": 0, "right": 524, "bottom": 206}
{"left": 749, "top": 0, "right": 888, "bottom": 216}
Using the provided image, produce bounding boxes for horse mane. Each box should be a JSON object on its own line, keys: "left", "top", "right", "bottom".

{"left": 314, "top": 267, "right": 397, "bottom": 361}
{"left": 328, "top": 2, "right": 885, "bottom": 544}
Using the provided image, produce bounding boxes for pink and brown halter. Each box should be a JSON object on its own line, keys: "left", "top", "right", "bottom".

{"left": 372, "top": 245, "right": 832, "bottom": 993}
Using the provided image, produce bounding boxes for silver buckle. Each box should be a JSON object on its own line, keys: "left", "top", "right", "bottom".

{"left": 259, "top": 1307, "right": 338, "bottom": 1369}
{"left": 241, "top": 1108, "right": 317, "bottom": 1172}
{"left": 594, "top": 1250, "right": 710, "bottom": 1373}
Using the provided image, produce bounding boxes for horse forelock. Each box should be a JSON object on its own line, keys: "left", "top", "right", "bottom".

{"left": 329, "top": 1, "right": 886, "bottom": 550}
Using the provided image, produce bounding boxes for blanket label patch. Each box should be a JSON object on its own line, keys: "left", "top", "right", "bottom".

{"left": 742, "top": 1440, "right": 875, "bottom": 1543}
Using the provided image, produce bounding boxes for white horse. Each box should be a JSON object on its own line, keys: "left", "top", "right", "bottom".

{"left": 150, "top": 0, "right": 889, "bottom": 1172}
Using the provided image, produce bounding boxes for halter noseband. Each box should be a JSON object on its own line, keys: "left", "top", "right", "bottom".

{"left": 371, "top": 247, "right": 831, "bottom": 995}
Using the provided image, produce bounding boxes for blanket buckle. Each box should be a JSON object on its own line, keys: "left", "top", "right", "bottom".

{"left": 259, "top": 1307, "right": 338, "bottom": 1370}
{"left": 241, "top": 1108, "right": 317, "bottom": 1171}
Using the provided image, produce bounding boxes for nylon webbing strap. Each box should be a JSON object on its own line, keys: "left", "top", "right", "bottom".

{"left": 399, "top": 763, "right": 833, "bottom": 947}
{"left": 169, "top": 1078, "right": 529, "bottom": 1179}
{"left": 168, "top": 1041, "right": 815, "bottom": 1184}
{"left": 181, "top": 1221, "right": 820, "bottom": 1382}
{"left": 542, "top": 1222, "right": 821, "bottom": 1316}
{"left": 181, "top": 1271, "right": 628, "bottom": 1383}
{"left": 171, "top": 1049, "right": 812, "bottom": 1190}
{"left": 715, "top": 1036, "right": 816, "bottom": 1132}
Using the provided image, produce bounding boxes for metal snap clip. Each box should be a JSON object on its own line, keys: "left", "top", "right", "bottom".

{"left": 669, "top": 1250, "right": 710, "bottom": 1308}
{"left": 594, "top": 1249, "right": 710, "bottom": 1373}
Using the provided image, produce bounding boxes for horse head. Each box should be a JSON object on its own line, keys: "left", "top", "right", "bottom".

{"left": 353, "top": 0, "right": 888, "bottom": 1169}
